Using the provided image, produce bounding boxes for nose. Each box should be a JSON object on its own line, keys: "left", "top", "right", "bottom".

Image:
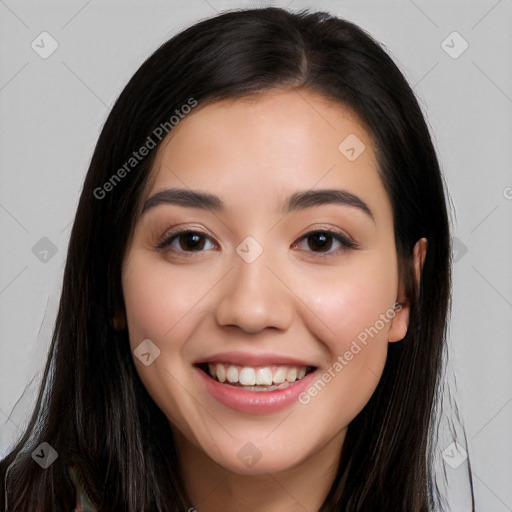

{"left": 214, "top": 249, "right": 294, "bottom": 334}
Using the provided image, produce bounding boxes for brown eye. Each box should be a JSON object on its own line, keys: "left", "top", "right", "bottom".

{"left": 177, "top": 232, "right": 207, "bottom": 251}
{"left": 307, "top": 232, "right": 333, "bottom": 252}
{"left": 292, "top": 230, "right": 358, "bottom": 256}
{"left": 156, "top": 230, "right": 216, "bottom": 252}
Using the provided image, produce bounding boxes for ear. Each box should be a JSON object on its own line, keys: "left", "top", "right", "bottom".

{"left": 388, "top": 238, "right": 428, "bottom": 343}
{"left": 111, "top": 308, "right": 127, "bottom": 331}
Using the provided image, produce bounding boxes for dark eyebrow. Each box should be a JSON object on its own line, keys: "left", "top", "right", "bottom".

{"left": 284, "top": 189, "right": 375, "bottom": 222}
{"left": 141, "top": 187, "right": 375, "bottom": 223}
{"left": 141, "top": 188, "right": 224, "bottom": 214}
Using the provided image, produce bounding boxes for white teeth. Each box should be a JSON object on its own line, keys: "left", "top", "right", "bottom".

{"left": 286, "top": 367, "right": 297, "bottom": 382}
{"left": 239, "top": 367, "right": 256, "bottom": 385}
{"left": 256, "top": 367, "right": 273, "bottom": 386}
{"left": 216, "top": 363, "right": 226, "bottom": 383}
{"left": 226, "top": 365, "right": 239, "bottom": 383}
{"left": 247, "top": 381, "right": 290, "bottom": 392}
{"left": 273, "top": 367, "right": 287, "bottom": 384}
{"left": 206, "top": 362, "right": 311, "bottom": 388}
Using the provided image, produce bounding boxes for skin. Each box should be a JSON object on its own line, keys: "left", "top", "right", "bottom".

{"left": 119, "top": 88, "right": 426, "bottom": 512}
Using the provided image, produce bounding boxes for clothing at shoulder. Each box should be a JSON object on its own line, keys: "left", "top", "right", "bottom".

{"left": 67, "top": 464, "right": 98, "bottom": 512}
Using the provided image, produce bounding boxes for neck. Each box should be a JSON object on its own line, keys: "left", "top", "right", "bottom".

{"left": 174, "top": 428, "right": 345, "bottom": 512}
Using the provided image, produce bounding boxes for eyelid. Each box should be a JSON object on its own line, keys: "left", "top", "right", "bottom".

{"left": 155, "top": 226, "right": 359, "bottom": 256}
{"left": 291, "top": 228, "right": 359, "bottom": 257}
{"left": 297, "top": 225, "right": 357, "bottom": 244}
{"left": 155, "top": 225, "right": 218, "bottom": 252}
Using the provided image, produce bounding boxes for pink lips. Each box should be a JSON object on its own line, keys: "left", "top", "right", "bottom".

{"left": 193, "top": 351, "right": 318, "bottom": 415}
{"left": 195, "top": 350, "right": 314, "bottom": 368}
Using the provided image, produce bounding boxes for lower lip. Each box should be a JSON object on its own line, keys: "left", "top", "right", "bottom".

{"left": 194, "top": 366, "right": 318, "bottom": 415}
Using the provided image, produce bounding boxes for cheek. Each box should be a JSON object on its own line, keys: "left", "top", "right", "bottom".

{"left": 295, "top": 255, "right": 398, "bottom": 415}
{"left": 303, "top": 256, "right": 398, "bottom": 348}
{"left": 121, "top": 256, "right": 210, "bottom": 440}
{"left": 121, "top": 257, "right": 195, "bottom": 398}
{"left": 122, "top": 256, "right": 209, "bottom": 342}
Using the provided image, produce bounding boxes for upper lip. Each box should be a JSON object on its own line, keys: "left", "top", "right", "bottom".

{"left": 194, "top": 351, "right": 316, "bottom": 368}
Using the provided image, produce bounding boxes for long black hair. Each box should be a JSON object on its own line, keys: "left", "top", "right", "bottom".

{"left": 1, "top": 7, "right": 456, "bottom": 511}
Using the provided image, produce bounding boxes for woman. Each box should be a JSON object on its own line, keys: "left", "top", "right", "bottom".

{"left": 1, "top": 7, "right": 471, "bottom": 511}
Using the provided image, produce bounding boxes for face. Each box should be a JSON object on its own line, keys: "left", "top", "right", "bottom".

{"left": 120, "top": 88, "right": 411, "bottom": 476}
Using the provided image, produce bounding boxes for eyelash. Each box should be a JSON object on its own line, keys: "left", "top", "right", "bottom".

{"left": 155, "top": 228, "right": 359, "bottom": 258}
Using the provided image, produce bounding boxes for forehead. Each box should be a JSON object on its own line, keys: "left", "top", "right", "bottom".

{"left": 145, "top": 88, "right": 391, "bottom": 222}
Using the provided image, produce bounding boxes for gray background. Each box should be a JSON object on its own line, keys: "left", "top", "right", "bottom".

{"left": 1, "top": 0, "right": 511, "bottom": 510}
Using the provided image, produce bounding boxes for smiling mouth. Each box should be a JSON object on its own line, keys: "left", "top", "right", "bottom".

{"left": 197, "top": 362, "right": 316, "bottom": 392}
